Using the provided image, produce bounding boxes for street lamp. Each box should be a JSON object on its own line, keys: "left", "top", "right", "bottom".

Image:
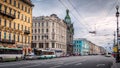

{"left": 116, "top": 5, "right": 120, "bottom": 62}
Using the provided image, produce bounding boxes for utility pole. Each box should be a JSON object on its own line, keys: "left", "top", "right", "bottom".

{"left": 116, "top": 5, "right": 120, "bottom": 62}
{"left": 114, "top": 31, "right": 116, "bottom": 46}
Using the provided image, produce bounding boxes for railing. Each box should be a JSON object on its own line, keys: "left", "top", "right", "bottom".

{"left": 24, "top": 30, "right": 30, "bottom": 34}
{"left": 0, "top": 10, "right": 15, "bottom": 19}
{"left": 1, "top": 39, "right": 15, "bottom": 44}
{"left": 21, "top": 0, "right": 34, "bottom": 6}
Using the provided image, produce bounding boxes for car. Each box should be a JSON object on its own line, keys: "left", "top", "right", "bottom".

{"left": 25, "top": 55, "right": 39, "bottom": 60}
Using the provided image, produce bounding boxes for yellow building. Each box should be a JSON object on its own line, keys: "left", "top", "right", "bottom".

{"left": 0, "top": 0, "right": 34, "bottom": 55}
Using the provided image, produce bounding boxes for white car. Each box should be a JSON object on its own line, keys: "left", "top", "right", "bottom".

{"left": 25, "top": 55, "right": 39, "bottom": 60}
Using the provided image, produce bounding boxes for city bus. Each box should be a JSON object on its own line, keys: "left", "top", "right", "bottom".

{"left": 54, "top": 50, "right": 63, "bottom": 57}
{"left": 0, "top": 47, "right": 23, "bottom": 62}
{"left": 34, "top": 49, "right": 56, "bottom": 59}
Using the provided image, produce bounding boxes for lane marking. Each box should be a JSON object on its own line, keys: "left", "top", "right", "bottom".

{"left": 75, "top": 63, "right": 82, "bottom": 65}
{"left": 49, "top": 65, "right": 61, "bottom": 68}
{"left": 19, "top": 64, "right": 42, "bottom": 68}
{"left": 96, "top": 64, "right": 105, "bottom": 67}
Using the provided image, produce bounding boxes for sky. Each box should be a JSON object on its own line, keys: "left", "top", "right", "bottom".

{"left": 31, "top": 0, "right": 120, "bottom": 52}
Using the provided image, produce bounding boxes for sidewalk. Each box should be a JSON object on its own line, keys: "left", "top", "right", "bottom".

{"left": 111, "top": 57, "right": 120, "bottom": 68}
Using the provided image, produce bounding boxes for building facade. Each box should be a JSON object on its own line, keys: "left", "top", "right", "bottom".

{"left": 73, "top": 38, "right": 89, "bottom": 56}
{"left": 32, "top": 14, "right": 67, "bottom": 53}
{"left": 0, "top": 0, "right": 34, "bottom": 55}
{"left": 64, "top": 9, "right": 74, "bottom": 55}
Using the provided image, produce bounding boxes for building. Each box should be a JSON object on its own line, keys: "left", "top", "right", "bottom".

{"left": 0, "top": 0, "right": 34, "bottom": 55}
{"left": 32, "top": 14, "right": 67, "bottom": 54}
{"left": 64, "top": 9, "right": 74, "bottom": 55}
{"left": 73, "top": 38, "right": 89, "bottom": 56}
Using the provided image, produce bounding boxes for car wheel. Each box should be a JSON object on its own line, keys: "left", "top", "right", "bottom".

{"left": 0, "top": 57, "right": 3, "bottom": 62}
{"left": 16, "top": 57, "right": 18, "bottom": 61}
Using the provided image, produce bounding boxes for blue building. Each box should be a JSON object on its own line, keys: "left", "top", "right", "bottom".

{"left": 73, "top": 38, "right": 89, "bottom": 56}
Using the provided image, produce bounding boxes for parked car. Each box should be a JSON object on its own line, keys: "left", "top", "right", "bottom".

{"left": 25, "top": 55, "right": 39, "bottom": 60}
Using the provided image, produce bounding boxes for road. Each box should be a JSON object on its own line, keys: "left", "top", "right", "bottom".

{"left": 0, "top": 55, "right": 115, "bottom": 68}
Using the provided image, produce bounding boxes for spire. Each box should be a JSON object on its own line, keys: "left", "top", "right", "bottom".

{"left": 64, "top": 9, "right": 71, "bottom": 24}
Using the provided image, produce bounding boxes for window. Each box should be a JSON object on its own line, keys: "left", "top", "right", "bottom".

{"left": 4, "top": 32, "right": 6, "bottom": 39}
{"left": 18, "top": 12, "right": 20, "bottom": 19}
{"left": 14, "top": 10, "right": 16, "bottom": 17}
{"left": 42, "top": 22, "right": 44, "bottom": 26}
{"left": 21, "top": 14, "right": 23, "bottom": 20}
{"left": 14, "top": 34, "right": 16, "bottom": 41}
{"left": 4, "top": 19, "right": 6, "bottom": 27}
{"left": 42, "top": 29, "right": 44, "bottom": 33}
{"left": 38, "top": 36, "right": 40, "bottom": 40}
{"left": 4, "top": 0, "right": 7, "bottom": 2}
{"left": 35, "top": 29, "right": 37, "bottom": 33}
{"left": 38, "top": 29, "right": 40, "bottom": 33}
{"left": 52, "top": 43, "right": 55, "bottom": 48}
{"left": 10, "top": 0, "right": 12, "bottom": 4}
{"left": 35, "top": 36, "right": 37, "bottom": 40}
{"left": 39, "top": 23, "right": 40, "bottom": 26}
{"left": 0, "top": 18, "right": 1, "bottom": 25}
{"left": 0, "top": 4, "right": 2, "bottom": 11}
{"left": 32, "top": 36, "right": 33, "bottom": 40}
{"left": 21, "top": 25, "right": 23, "bottom": 30}
{"left": 4, "top": 6, "right": 7, "bottom": 13}
{"left": 28, "top": 17, "right": 30, "bottom": 23}
{"left": 25, "top": 16, "right": 27, "bottom": 22}
{"left": 0, "top": 32, "right": 1, "bottom": 41}
{"left": 39, "top": 43, "right": 43, "bottom": 48}
{"left": 25, "top": 7, "right": 27, "bottom": 12}
{"left": 18, "top": 24, "right": 20, "bottom": 30}
{"left": 22, "top": 5, "right": 23, "bottom": 10}
{"left": 28, "top": 8, "right": 30, "bottom": 13}
{"left": 9, "top": 8, "right": 12, "bottom": 15}
{"left": 9, "top": 33, "right": 11, "bottom": 41}
{"left": 46, "top": 29, "right": 48, "bottom": 32}
{"left": 18, "top": 2, "right": 20, "bottom": 8}
{"left": 9, "top": 22, "right": 11, "bottom": 28}
{"left": 31, "top": 43, "right": 36, "bottom": 48}
{"left": 22, "top": 36, "right": 23, "bottom": 43}
{"left": 28, "top": 36, "right": 30, "bottom": 43}
{"left": 18, "top": 35, "right": 19, "bottom": 42}
{"left": 14, "top": 0, "right": 16, "bottom": 7}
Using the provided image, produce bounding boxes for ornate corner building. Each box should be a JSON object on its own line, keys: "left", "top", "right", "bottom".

{"left": 64, "top": 9, "right": 74, "bottom": 55}
{"left": 32, "top": 14, "right": 67, "bottom": 54}
{"left": 0, "top": 0, "right": 34, "bottom": 55}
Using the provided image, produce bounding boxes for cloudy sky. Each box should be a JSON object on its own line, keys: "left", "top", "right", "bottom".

{"left": 31, "top": 0, "right": 120, "bottom": 52}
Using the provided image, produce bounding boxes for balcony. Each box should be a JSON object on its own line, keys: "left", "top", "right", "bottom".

{"left": 24, "top": 30, "right": 30, "bottom": 34}
{"left": 21, "top": 0, "right": 34, "bottom": 7}
{"left": 0, "top": 10, "right": 15, "bottom": 19}
{"left": 1, "top": 39, "right": 15, "bottom": 44}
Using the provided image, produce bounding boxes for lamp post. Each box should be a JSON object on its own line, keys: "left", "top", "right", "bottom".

{"left": 116, "top": 5, "right": 120, "bottom": 62}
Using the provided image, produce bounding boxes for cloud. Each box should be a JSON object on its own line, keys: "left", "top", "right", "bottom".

{"left": 32, "top": 0, "right": 118, "bottom": 51}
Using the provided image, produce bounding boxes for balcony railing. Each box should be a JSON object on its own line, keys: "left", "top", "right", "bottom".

{"left": 1, "top": 39, "right": 15, "bottom": 44}
{"left": 0, "top": 10, "right": 15, "bottom": 19}
{"left": 24, "top": 30, "right": 30, "bottom": 34}
{"left": 21, "top": 0, "right": 34, "bottom": 7}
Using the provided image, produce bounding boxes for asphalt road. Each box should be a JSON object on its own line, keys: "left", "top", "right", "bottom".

{"left": 0, "top": 55, "right": 115, "bottom": 68}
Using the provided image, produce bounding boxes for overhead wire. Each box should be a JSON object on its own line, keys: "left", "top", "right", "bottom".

{"left": 68, "top": 0, "right": 93, "bottom": 31}
{"left": 58, "top": 0, "right": 90, "bottom": 33}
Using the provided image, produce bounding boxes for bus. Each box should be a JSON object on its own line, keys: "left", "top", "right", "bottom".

{"left": 54, "top": 50, "right": 63, "bottom": 57}
{"left": 0, "top": 47, "right": 23, "bottom": 62}
{"left": 34, "top": 49, "right": 56, "bottom": 59}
